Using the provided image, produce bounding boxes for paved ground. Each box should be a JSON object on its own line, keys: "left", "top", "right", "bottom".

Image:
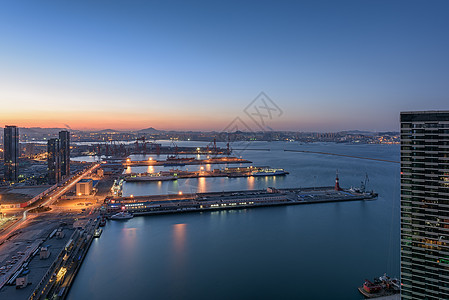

{"left": 0, "top": 224, "right": 75, "bottom": 299}
{"left": 0, "top": 210, "right": 93, "bottom": 299}
{"left": 0, "top": 170, "right": 116, "bottom": 299}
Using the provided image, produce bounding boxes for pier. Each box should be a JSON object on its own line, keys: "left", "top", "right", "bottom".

{"left": 123, "top": 166, "right": 289, "bottom": 182}
{"left": 29, "top": 217, "right": 99, "bottom": 299}
{"left": 0, "top": 211, "right": 99, "bottom": 300}
{"left": 105, "top": 186, "right": 378, "bottom": 216}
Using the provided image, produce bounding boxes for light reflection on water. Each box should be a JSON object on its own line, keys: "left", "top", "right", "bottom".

{"left": 123, "top": 175, "right": 287, "bottom": 196}
{"left": 173, "top": 223, "right": 187, "bottom": 253}
{"left": 197, "top": 177, "right": 206, "bottom": 193}
{"left": 68, "top": 142, "right": 400, "bottom": 300}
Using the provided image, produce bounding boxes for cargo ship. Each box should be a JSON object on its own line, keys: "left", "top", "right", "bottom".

{"left": 358, "top": 274, "right": 400, "bottom": 298}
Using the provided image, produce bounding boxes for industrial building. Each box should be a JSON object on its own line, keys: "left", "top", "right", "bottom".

{"left": 76, "top": 179, "right": 93, "bottom": 196}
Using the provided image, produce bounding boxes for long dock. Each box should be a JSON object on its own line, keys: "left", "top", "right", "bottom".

{"left": 123, "top": 167, "right": 289, "bottom": 182}
{"left": 105, "top": 187, "right": 377, "bottom": 216}
{"left": 28, "top": 218, "right": 99, "bottom": 300}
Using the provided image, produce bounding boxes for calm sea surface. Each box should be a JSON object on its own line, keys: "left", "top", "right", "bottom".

{"left": 68, "top": 141, "right": 400, "bottom": 300}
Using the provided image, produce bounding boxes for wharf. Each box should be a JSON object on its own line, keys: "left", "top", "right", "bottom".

{"left": 123, "top": 166, "right": 288, "bottom": 182}
{"left": 28, "top": 217, "right": 99, "bottom": 299}
{"left": 105, "top": 187, "right": 377, "bottom": 216}
{"left": 0, "top": 211, "right": 99, "bottom": 300}
{"left": 123, "top": 156, "right": 251, "bottom": 167}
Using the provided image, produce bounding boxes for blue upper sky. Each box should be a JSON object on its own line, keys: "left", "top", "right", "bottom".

{"left": 1, "top": 0, "right": 448, "bottom": 131}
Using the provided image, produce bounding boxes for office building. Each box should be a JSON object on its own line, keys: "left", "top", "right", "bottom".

{"left": 59, "top": 130, "right": 70, "bottom": 177}
{"left": 47, "top": 138, "right": 61, "bottom": 184}
{"left": 4, "top": 126, "right": 19, "bottom": 182}
{"left": 400, "top": 111, "right": 449, "bottom": 299}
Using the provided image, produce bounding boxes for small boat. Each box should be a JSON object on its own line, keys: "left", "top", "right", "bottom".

{"left": 94, "top": 228, "right": 103, "bottom": 238}
{"left": 110, "top": 211, "right": 134, "bottom": 220}
{"left": 358, "top": 274, "right": 400, "bottom": 298}
{"left": 99, "top": 218, "right": 106, "bottom": 227}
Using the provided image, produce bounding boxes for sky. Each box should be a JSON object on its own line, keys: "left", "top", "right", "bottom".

{"left": 1, "top": 0, "right": 448, "bottom": 132}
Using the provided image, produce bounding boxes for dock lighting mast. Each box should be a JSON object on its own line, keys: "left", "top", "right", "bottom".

{"left": 335, "top": 170, "right": 342, "bottom": 191}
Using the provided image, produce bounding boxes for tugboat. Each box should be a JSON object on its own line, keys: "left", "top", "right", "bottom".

{"left": 358, "top": 274, "right": 400, "bottom": 298}
{"left": 110, "top": 211, "right": 134, "bottom": 220}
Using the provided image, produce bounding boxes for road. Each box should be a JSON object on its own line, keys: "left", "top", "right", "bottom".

{"left": 0, "top": 163, "right": 101, "bottom": 244}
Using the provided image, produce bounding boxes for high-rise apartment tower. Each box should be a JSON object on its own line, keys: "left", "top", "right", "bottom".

{"left": 400, "top": 111, "right": 449, "bottom": 299}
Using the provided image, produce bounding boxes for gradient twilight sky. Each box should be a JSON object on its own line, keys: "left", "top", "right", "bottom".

{"left": 1, "top": 1, "right": 448, "bottom": 131}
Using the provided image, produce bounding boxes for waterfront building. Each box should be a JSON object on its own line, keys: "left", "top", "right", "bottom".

{"left": 4, "top": 125, "right": 19, "bottom": 182}
{"left": 400, "top": 111, "right": 449, "bottom": 299}
{"left": 59, "top": 130, "right": 70, "bottom": 178}
{"left": 48, "top": 138, "right": 61, "bottom": 184}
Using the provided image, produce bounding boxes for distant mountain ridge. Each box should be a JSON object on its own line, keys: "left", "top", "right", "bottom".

{"left": 135, "top": 127, "right": 161, "bottom": 134}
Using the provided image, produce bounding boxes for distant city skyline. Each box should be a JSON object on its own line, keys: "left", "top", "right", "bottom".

{"left": 1, "top": 1, "right": 449, "bottom": 131}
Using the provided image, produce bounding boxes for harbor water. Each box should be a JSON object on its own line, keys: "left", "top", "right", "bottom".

{"left": 67, "top": 142, "right": 400, "bottom": 300}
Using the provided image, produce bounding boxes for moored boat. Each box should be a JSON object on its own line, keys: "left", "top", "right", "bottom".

{"left": 94, "top": 228, "right": 103, "bottom": 238}
{"left": 358, "top": 274, "right": 400, "bottom": 298}
{"left": 110, "top": 211, "right": 134, "bottom": 220}
{"left": 251, "top": 168, "right": 289, "bottom": 176}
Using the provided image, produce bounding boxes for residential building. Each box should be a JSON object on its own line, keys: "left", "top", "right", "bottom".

{"left": 4, "top": 126, "right": 19, "bottom": 181}
{"left": 400, "top": 111, "right": 449, "bottom": 299}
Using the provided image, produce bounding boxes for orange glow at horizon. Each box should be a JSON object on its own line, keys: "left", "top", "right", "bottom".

{"left": 0, "top": 110, "right": 236, "bottom": 131}
{"left": 0, "top": 104, "right": 348, "bottom": 132}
